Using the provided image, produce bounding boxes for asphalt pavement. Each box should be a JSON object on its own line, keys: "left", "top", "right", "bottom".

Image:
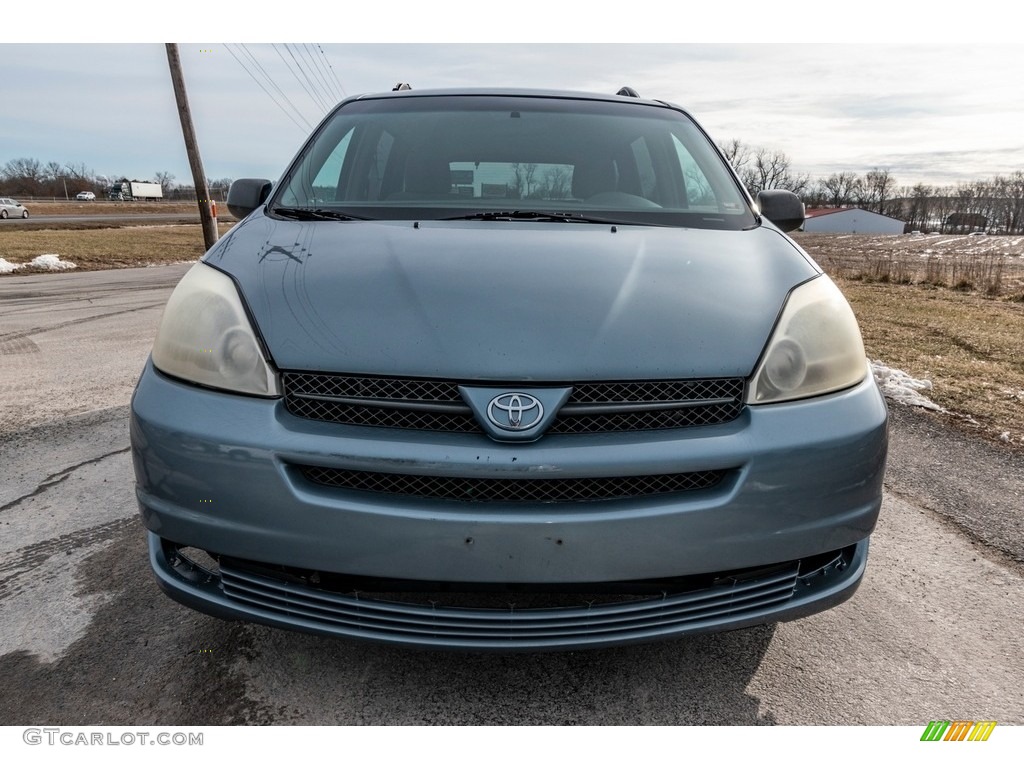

{"left": 0, "top": 213, "right": 204, "bottom": 227}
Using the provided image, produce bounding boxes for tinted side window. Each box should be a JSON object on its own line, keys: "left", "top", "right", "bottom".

{"left": 672, "top": 136, "right": 717, "bottom": 210}
{"left": 310, "top": 127, "right": 354, "bottom": 202}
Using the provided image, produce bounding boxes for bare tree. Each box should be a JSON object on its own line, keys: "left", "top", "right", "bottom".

{"left": 2, "top": 157, "right": 45, "bottom": 196}
{"left": 207, "top": 177, "right": 233, "bottom": 201}
{"left": 1002, "top": 171, "right": 1024, "bottom": 234}
{"left": 40, "top": 161, "right": 69, "bottom": 198}
{"left": 717, "top": 141, "right": 808, "bottom": 196}
{"left": 717, "top": 139, "right": 751, "bottom": 176}
{"left": 931, "top": 187, "right": 955, "bottom": 233}
{"left": 748, "top": 147, "right": 809, "bottom": 196}
{"left": 818, "top": 172, "right": 861, "bottom": 208}
{"left": 511, "top": 163, "right": 538, "bottom": 199}
{"left": 64, "top": 162, "right": 94, "bottom": 182}
{"left": 43, "top": 161, "right": 63, "bottom": 181}
{"left": 903, "top": 183, "right": 933, "bottom": 231}
{"left": 538, "top": 166, "right": 571, "bottom": 199}
{"left": 155, "top": 171, "right": 176, "bottom": 196}
{"left": 864, "top": 168, "right": 896, "bottom": 215}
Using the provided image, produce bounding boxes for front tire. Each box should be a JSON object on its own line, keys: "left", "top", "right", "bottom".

{"left": 21, "top": 210, "right": 29, "bottom": 219}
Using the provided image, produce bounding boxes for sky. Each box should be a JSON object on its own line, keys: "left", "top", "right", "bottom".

{"left": 2, "top": 6, "right": 1022, "bottom": 192}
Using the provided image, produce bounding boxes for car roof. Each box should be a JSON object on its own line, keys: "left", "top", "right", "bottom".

{"left": 346, "top": 86, "right": 687, "bottom": 114}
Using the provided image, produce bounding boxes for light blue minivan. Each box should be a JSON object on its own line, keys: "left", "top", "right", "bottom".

{"left": 130, "top": 87, "right": 887, "bottom": 650}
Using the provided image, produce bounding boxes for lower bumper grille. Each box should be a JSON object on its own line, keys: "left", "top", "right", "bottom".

{"left": 154, "top": 535, "right": 864, "bottom": 651}
{"left": 217, "top": 560, "right": 801, "bottom": 649}
{"left": 298, "top": 465, "right": 729, "bottom": 502}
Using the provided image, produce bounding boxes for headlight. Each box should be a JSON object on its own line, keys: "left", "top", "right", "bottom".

{"left": 152, "top": 263, "right": 280, "bottom": 396}
{"left": 747, "top": 275, "right": 866, "bottom": 404}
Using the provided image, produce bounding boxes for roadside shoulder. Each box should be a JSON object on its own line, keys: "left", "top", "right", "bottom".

{"left": 885, "top": 403, "right": 1024, "bottom": 569}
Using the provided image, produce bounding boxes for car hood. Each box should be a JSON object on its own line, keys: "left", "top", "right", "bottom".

{"left": 205, "top": 215, "right": 819, "bottom": 380}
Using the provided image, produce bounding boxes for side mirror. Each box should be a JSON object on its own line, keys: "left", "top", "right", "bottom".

{"left": 227, "top": 178, "right": 272, "bottom": 219}
{"left": 756, "top": 190, "right": 805, "bottom": 233}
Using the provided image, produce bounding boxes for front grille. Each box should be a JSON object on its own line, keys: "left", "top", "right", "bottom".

{"left": 285, "top": 373, "right": 460, "bottom": 402}
{"left": 282, "top": 372, "right": 480, "bottom": 432}
{"left": 298, "top": 466, "right": 729, "bottom": 503}
{"left": 283, "top": 372, "right": 745, "bottom": 434}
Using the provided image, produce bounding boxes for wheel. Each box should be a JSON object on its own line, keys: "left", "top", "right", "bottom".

{"left": 0, "top": 210, "right": 7, "bottom": 219}
{"left": 22, "top": 210, "right": 29, "bottom": 219}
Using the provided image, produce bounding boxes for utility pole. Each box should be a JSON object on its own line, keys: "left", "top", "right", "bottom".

{"left": 166, "top": 43, "right": 218, "bottom": 251}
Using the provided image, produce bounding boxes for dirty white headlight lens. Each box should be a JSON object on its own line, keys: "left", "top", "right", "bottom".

{"left": 747, "top": 275, "right": 866, "bottom": 405}
{"left": 152, "top": 263, "right": 280, "bottom": 396}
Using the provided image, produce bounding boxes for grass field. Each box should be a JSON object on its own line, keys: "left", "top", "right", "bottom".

{"left": 0, "top": 223, "right": 234, "bottom": 270}
{"left": 795, "top": 232, "right": 1024, "bottom": 300}
{"left": 16, "top": 200, "right": 205, "bottom": 216}
{"left": 2, "top": 225, "right": 1022, "bottom": 450}
{"left": 794, "top": 233, "right": 1024, "bottom": 449}
{"left": 838, "top": 279, "right": 1024, "bottom": 446}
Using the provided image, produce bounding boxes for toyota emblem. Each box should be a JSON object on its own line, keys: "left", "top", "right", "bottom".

{"left": 486, "top": 393, "right": 544, "bottom": 431}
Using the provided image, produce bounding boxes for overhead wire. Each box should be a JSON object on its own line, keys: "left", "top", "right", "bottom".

{"left": 224, "top": 44, "right": 312, "bottom": 134}
{"left": 302, "top": 43, "right": 340, "bottom": 105}
{"left": 279, "top": 43, "right": 331, "bottom": 115}
{"left": 224, "top": 43, "right": 348, "bottom": 132}
{"left": 238, "top": 44, "right": 314, "bottom": 130}
{"left": 241, "top": 44, "right": 313, "bottom": 129}
{"left": 318, "top": 44, "right": 348, "bottom": 98}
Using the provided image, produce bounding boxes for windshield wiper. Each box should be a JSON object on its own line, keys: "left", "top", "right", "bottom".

{"left": 441, "top": 210, "right": 621, "bottom": 224}
{"left": 273, "top": 207, "right": 371, "bottom": 221}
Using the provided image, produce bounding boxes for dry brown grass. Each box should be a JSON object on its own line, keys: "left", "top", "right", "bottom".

{"left": 815, "top": 249, "right": 1024, "bottom": 450}
{"left": 795, "top": 232, "right": 1024, "bottom": 299}
{"left": 23, "top": 200, "right": 203, "bottom": 216}
{"left": 796, "top": 233, "right": 1024, "bottom": 448}
{"left": 0, "top": 224, "right": 235, "bottom": 271}
{"left": 835, "top": 280, "right": 1024, "bottom": 450}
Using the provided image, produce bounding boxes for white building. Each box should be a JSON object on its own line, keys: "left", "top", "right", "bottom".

{"left": 803, "top": 207, "right": 906, "bottom": 235}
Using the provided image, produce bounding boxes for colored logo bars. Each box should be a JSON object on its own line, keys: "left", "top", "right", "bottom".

{"left": 921, "top": 721, "right": 997, "bottom": 742}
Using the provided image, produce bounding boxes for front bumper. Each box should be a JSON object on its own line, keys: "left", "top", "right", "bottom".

{"left": 151, "top": 533, "right": 867, "bottom": 650}
{"left": 131, "top": 360, "right": 887, "bottom": 649}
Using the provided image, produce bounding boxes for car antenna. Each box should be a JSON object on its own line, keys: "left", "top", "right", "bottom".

{"left": 393, "top": 82, "right": 412, "bottom": 91}
{"left": 616, "top": 86, "right": 640, "bottom": 97}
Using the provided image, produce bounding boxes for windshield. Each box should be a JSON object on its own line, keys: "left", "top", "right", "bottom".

{"left": 273, "top": 94, "right": 756, "bottom": 230}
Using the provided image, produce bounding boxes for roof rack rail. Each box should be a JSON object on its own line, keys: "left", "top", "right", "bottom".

{"left": 393, "top": 82, "right": 412, "bottom": 91}
{"left": 616, "top": 86, "right": 640, "bottom": 98}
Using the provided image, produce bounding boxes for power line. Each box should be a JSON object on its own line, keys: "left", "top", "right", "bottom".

{"left": 224, "top": 43, "right": 345, "bottom": 132}
{"left": 276, "top": 43, "right": 330, "bottom": 116}
{"left": 301, "top": 43, "right": 339, "bottom": 105}
{"left": 288, "top": 44, "right": 331, "bottom": 111}
{"left": 318, "top": 44, "right": 348, "bottom": 98}
{"left": 239, "top": 44, "right": 315, "bottom": 130}
{"left": 225, "top": 44, "right": 311, "bottom": 133}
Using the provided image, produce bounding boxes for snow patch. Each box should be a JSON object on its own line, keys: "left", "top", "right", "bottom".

{"left": 0, "top": 257, "right": 24, "bottom": 273}
{"left": 870, "top": 360, "right": 945, "bottom": 411}
{"left": 29, "top": 254, "right": 77, "bottom": 271}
